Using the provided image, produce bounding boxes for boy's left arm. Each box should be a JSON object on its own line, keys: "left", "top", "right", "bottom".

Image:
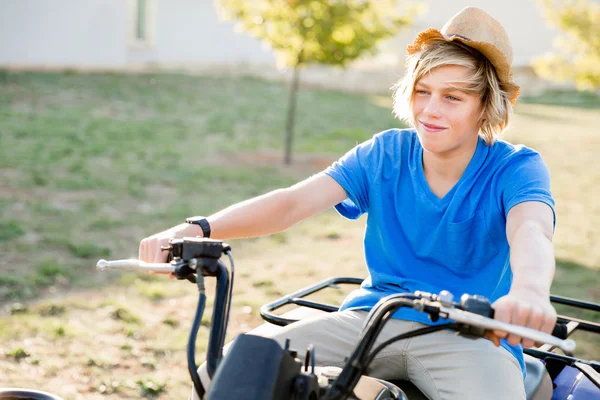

{"left": 490, "top": 201, "right": 557, "bottom": 348}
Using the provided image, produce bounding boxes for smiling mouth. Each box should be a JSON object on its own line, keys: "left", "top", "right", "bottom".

{"left": 420, "top": 121, "right": 447, "bottom": 132}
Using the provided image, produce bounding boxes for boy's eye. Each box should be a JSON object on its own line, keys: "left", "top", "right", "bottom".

{"left": 415, "top": 90, "right": 429, "bottom": 95}
{"left": 446, "top": 95, "right": 461, "bottom": 101}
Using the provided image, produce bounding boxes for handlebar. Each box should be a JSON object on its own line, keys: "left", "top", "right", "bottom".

{"left": 96, "top": 259, "right": 573, "bottom": 354}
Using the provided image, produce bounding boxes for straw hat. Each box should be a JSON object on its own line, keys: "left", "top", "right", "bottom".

{"left": 407, "top": 7, "right": 520, "bottom": 105}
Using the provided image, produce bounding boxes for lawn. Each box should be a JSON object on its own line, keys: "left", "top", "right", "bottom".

{"left": 0, "top": 71, "right": 598, "bottom": 399}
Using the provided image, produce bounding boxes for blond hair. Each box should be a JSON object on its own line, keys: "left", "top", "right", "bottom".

{"left": 393, "top": 39, "right": 512, "bottom": 145}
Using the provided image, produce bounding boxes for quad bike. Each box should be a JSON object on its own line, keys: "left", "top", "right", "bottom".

{"left": 1, "top": 237, "right": 598, "bottom": 399}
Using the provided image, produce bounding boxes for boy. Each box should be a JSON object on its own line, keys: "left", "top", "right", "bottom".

{"left": 140, "top": 7, "right": 557, "bottom": 399}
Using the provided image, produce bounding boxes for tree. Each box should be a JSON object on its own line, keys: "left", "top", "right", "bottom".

{"left": 534, "top": 0, "right": 600, "bottom": 91}
{"left": 215, "top": 0, "right": 418, "bottom": 164}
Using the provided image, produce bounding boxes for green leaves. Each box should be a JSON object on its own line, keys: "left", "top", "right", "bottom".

{"left": 216, "top": 0, "right": 417, "bottom": 68}
{"left": 534, "top": 0, "right": 600, "bottom": 90}
{"left": 215, "top": 0, "right": 419, "bottom": 163}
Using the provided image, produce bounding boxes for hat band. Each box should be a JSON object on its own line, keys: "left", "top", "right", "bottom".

{"left": 443, "top": 33, "right": 472, "bottom": 41}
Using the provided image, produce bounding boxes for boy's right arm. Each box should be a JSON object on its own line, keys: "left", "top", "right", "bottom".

{"left": 139, "top": 173, "right": 348, "bottom": 263}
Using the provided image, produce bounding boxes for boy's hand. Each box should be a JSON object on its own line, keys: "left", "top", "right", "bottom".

{"left": 138, "top": 223, "right": 202, "bottom": 270}
{"left": 486, "top": 288, "right": 557, "bottom": 348}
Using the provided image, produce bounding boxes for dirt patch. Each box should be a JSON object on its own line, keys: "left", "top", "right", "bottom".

{"left": 0, "top": 185, "right": 101, "bottom": 203}
{"left": 235, "top": 151, "right": 335, "bottom": 170}
{"left": 206, "top": 151, "right": 338, "bottom": 180}
{"left": 90, "top": 102, "right": 159, "bottom": 122}
{"left": 0, "top": 169, "right": 33, "bottom": 198}
{"left": 0, "top": 187, "right": 35, "bottom": 198}
{"left": 0, "top": 282, "right": 264, "bottom": 399}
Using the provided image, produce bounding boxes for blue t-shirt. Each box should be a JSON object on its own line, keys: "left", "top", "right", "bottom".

{"left": 324, "top": 128, "right": 555, "bottom": 375}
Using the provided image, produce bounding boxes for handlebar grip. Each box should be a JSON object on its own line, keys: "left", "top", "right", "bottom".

{"left": 96, "top": 259, "right": 174, "bottom": 273}
{"left": 551, "top": 323, "right": 568, "bottom": 339}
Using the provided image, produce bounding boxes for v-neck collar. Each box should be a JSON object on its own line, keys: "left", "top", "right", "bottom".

{"left": 416, "top": 136, "right": 487, "bottom": 209}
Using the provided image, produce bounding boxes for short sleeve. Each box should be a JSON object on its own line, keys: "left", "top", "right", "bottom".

{"left": 323, "top": 133, "right": 384, "bottom": 220}
{"left": 498, "top": 151, "right": 556, "bottom": 225}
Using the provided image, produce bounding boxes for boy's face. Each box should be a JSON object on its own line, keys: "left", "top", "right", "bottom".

{"left": 411, "top": 64, "right": 484, "bottom": 157}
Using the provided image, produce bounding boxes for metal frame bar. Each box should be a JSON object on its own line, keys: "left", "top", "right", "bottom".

{"left": 556, "top": 315, "right": 600, "bottom": 334}
{"left": 550, "top": 295, "right": 600, "bottom": 313}
{"left": 260, "top": 277, "right": 362, "bottom": 326}
{"left": 524, "top": 348, "right": 600, "bottom": 373}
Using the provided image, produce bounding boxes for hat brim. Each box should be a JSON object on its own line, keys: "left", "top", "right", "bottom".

{"left": 407, "top": 28, "right": 520, "bottom": 105}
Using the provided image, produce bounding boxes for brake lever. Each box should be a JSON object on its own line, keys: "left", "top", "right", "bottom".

{"left": 164, "top": 247, "right": 196, "bottom": 283}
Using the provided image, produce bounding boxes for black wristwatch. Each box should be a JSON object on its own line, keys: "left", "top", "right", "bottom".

{"left": 185, "top": 216, "right": 211, "bottom": 238}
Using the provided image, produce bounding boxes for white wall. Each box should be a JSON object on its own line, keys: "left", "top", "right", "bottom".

{"left": 127, "top": 0, "right": 276, "bottom": 65}
{"left": 0, "top": 0, "right": 127, "bottom": 67}
{"left": 133, "top": 0, "right": 558, "bottom": 68}
{"left": 0, "top": 0, "right": 558, "bottom": 68}
{"left": 0, "top": 0, "right": 565, "bottom": 94}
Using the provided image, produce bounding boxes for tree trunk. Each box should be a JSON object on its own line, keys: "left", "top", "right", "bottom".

{"left": 284, "top": 65, "right": 301, "bottom": 165}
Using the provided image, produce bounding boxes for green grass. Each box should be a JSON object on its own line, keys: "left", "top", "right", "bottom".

{"left": 521, "top": 89, "right": 600, "bottom": 109}
{"left": 0, "top": 71, "right": 599, "bottom": 399}
{"left": 0, "top": 221, "right": 24, "bottom": 241}
{"left": 0, "top": 71, "right": 402, "bottom": 302}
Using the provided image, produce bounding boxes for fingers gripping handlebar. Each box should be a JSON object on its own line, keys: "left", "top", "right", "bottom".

{"left": 323, "top": 291, "right": 577, "bottom": 400}
{"left": 413, "top": 291, "right": 575, "bottom": 354}
{"left": 97, "top": 237, "right": 231, "bottom": 278}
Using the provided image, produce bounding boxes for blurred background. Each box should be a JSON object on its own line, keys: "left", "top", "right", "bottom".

{"left": 0, "top": 0, "right": 598, "bottom": 399}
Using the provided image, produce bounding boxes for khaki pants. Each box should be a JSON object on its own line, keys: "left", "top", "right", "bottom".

{"left": 192, "top": 310, "right": 526, "bottom": 400}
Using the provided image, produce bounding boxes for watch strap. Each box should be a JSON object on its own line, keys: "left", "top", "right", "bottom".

{"left": 186, "top": 217, "right": 211, "bottom": 238}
